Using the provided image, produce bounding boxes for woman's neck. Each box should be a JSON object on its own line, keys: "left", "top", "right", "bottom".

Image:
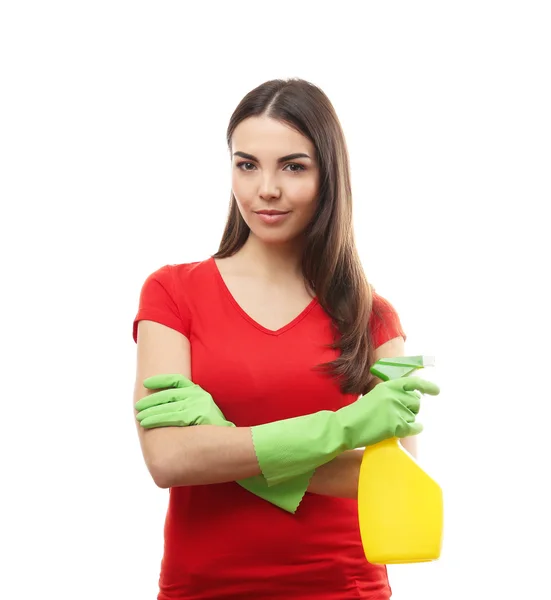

{"left": 234, "top": 233, "right": 304, "bottom": 280}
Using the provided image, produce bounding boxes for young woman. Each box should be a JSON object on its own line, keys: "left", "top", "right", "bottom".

{"left": 132, "top": 78, "right": 439, "bottom": 599}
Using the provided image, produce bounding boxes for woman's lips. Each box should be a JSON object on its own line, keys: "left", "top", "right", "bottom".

{"left": 254, "top": 210, "right": 291, "bottom": 224}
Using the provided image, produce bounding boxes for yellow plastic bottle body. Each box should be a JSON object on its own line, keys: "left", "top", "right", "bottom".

{"left": 357, "top": 438, "right": 443, "bottom": 565}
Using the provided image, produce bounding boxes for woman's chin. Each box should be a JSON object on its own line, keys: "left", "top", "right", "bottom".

{"left": 251, "top": 229, "right": 301, "bottom": 246}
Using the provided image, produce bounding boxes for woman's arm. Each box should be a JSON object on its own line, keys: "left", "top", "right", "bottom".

{"left": 134, "top": 320, "right": 264, "bottom": 488}
{"left": 306, "top": 450, "right": 363, "bottom": 498}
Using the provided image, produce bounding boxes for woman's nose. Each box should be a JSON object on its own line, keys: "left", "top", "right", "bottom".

{"left": 258, "top": 173, "right": 281, "bottom": 201}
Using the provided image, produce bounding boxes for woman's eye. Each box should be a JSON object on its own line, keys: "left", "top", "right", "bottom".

{"left": 284, "top": 163, "right": 306, "bottom": 172}
{"left": 237, "top": 162, "right": 256, "bottom": 171}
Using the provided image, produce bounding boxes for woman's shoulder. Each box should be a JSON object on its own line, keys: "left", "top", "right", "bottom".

{"left": 370, "top": 287, "right": 399, "bottom": 314}
{"left": 133, "top": 257, "right": 216, "bottom": 342}
{"left": 369, "top": 287, "right": 407, "bottom": 346}
{"left": 137, "top": 257, "right": 216, "bottom": 312}
{"left": 145, "top": 256, "right": 215, "bottom": 287}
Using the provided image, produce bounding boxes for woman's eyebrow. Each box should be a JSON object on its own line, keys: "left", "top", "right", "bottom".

{"left": 233, "top": 151, "right": 312, "bottom": 163}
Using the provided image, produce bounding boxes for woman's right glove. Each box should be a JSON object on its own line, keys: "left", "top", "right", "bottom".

{"left": 252, "top": 377, "right": 440, "bottom": 486}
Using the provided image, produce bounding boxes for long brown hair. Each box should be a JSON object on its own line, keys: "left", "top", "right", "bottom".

{"left": 214, "top": 78, "right": 378, "bottom": 395}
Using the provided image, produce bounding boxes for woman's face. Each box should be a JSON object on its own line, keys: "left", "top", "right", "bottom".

{"left": 231, "top": 116, "right": 320, "bottom": 245}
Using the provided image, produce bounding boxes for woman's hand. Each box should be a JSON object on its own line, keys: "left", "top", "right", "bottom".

{"left": 337, "top": 377, "right": 440, "bottom": 447}
{"left": 135, "top": 374, "right": 234, "bottom": 429}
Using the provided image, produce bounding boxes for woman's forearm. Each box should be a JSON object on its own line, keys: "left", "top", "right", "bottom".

{"left": 307, "top": 439, "right": 418, "bottom": 499}
{"left": 144, "top": 425, "right": 261, "bottom": 488}
{"left": 307, "top": 449, "right": 363, "bottom": 499}
{"left": 307, "top": 440, "right": 417, "bottom": 499}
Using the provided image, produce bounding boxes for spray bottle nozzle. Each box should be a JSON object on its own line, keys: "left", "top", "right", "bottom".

{"left": 370, "top": 355, "right": 435, "bottom": 382}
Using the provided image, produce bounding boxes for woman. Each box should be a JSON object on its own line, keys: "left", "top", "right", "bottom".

{"left": 132, "top": 78, "right": 439, "bottom": 599}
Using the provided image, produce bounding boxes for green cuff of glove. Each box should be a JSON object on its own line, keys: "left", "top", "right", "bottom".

{"left": 238, "top": 470, "right": 315, "bottom": 514}
{"left": 251, "top": 411, "right": 347, "bottom": 487}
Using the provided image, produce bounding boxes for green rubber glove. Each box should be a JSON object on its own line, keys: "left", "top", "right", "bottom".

{"left": 251, "top": 377, "right": 440, "bottom": 486}
{"left": 135, "top": 374, "right": 313, "bottom": 513}
{"left": 135, "top": 375, "right": 231, "bottom": 429}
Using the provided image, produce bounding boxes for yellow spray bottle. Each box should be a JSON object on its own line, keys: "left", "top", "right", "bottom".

{"left": 357, "top": 355, "right": 443, "bottom": 564}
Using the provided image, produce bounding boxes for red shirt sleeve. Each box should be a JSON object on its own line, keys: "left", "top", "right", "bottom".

{"left": 369, "top": 291, "right": 406, "bottom": 349}
{"left": 132, "top": 265, "right": 191, "bottom": 342}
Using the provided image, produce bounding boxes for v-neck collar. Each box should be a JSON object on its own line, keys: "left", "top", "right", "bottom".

{"left": 210, "top": 257, "right": 318, "bottom": 336}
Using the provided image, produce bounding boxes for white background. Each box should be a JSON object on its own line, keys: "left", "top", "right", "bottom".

{"left": 1, "top": 1, "right": 549, "bottom": 598}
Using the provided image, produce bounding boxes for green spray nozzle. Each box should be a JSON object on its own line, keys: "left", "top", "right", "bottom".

{"left": 370, "top": 355, "right": 435, "bottom": 382}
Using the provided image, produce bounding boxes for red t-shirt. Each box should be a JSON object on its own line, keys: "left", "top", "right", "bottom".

{"left": 133, "top": 257, "right": 406, "bottom": 600}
